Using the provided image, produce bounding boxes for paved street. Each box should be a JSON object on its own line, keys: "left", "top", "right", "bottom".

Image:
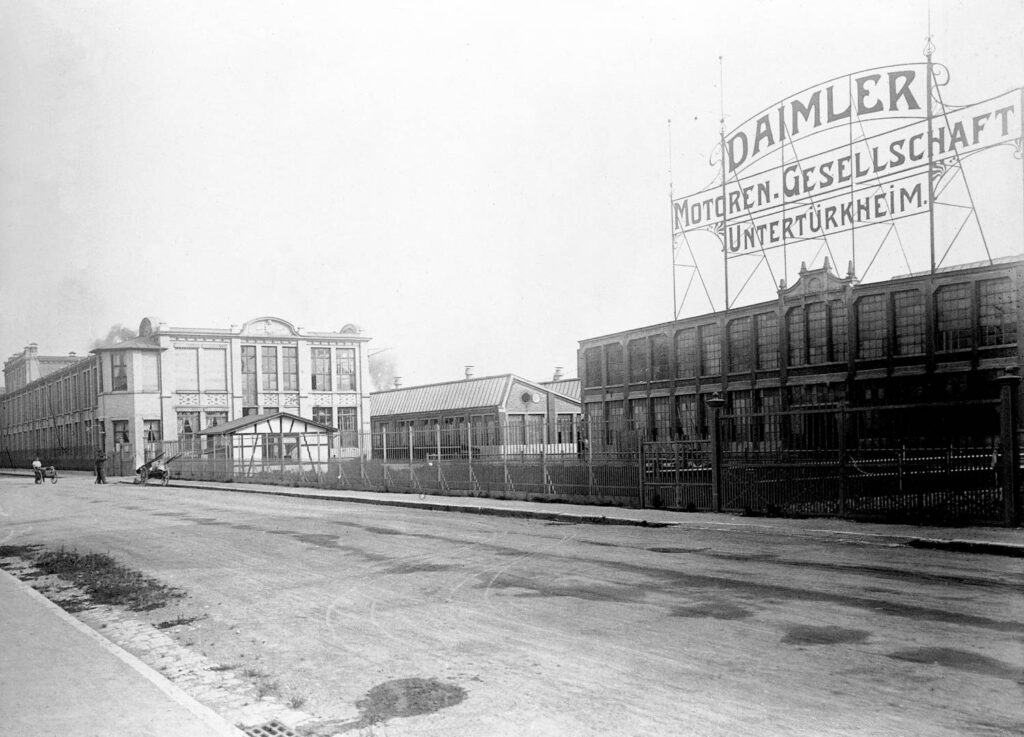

{"left": 1, "top": 474, "right": 1022, "bottom": 736}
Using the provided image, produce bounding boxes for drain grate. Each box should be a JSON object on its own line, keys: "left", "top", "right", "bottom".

{"left": 243, "top": 720, "right": 300, "bottom": 737}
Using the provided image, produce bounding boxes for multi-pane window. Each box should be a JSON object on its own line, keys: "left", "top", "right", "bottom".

{"left": 727, "top": 317, "right": 752, "bottom": 373}
{"left": 312, "top": 406, "right": 333, "bottom": 426}
{"left": 979, "top": 278, "right": 1016, "bottom": 346}
{"left": 651, "top": 335, "right": 670, "bottom": 380}
{"left": 606, "top": 344, "right": 624, "bottom": 385}
{"left": 337, "top": 407, "right": 358, "bottom": 447}
{"left": 143, "top": 420, "right": 161, "bottom": 443}
{"left": 857, "top": 295, "right": 887, "bottom": 358}
{"left": 651, "top": 397, "right": 671, "bottom": 440}
{"left": 311, "top": 348, "right": 331, "bottom": 391}
{"left": 336, "top": 348, "right": 357, "bottom": 391}
{"left": 787, "top": 307, "right": 806, "bottom": 366}
{"left": 628, "top": 339, "right": 649, "bottom": 383}
{"left": 282, "top": 347, "right": 299, "bottom": 391}
{"left": 893, "top": 290, "right": 925, "bottom": 355}
{"left": 584, "top": 347, "right": 603, "bottom": 387}
{"left": 830, "top": 302, "right": 849, "bottom": 362}
{"left": 606, "top": 401, "right": 624, "bottom": 444}
{"left": 112, "top": 420, "right": 130, "bottom": 445}
{"left": 111, "top": 351, "right": 129, "bottom": 392}
{"left": 205, "top": 412, "right": 227, "bottom": 430}
{"left": 241, "top": 346, "right": 257, "bottom": 404}
{"left": 629, "top": 398, "right": 648, "bottom": 437}
{"left": 585, "top": 402, "right": 604, "bottom": 444}
{"left": 677, "top": 395, "right": 701, "bottom": 440}
{"left": 935, "top": 284, "right": 972, "bottom": 351}
{"left": 807, "top": 303, "right": 828, "bottom": 363}
{"left": 699, "top": 324, "right": 721, "bottom": 375}
{"left": 755, "top": 313, "right": 779, "bottom": 369}
{"left": 675, "top": 328, "right": 696, "bottom": 378}
{"left": 177, "top": 411, "right": 200, "bottom": 437}
{"left": 261, "top": 346, "right": 279, "bottom": 391}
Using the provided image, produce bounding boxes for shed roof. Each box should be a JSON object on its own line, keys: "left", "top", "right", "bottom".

{"left": 371, "top": 374, "right": 580, "bottom": 418}
{"left": 371, "top": 375, "right": 513, "bottom": 416}
{"left": 199, "top": 411, "right": 335, "bottom": 435}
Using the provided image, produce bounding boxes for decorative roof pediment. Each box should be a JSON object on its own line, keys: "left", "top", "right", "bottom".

{"left": 778, "top": 258, "right": 857, "bottom": 300}
{"left": 241, "top": 317, "right": 299, "bottom": 337}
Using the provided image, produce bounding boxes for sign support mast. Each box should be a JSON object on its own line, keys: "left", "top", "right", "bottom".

{"left": 669, "top": 118, "right": 677, "bottom": 320}
{"left": 925, "top": 20, "right": 937, "bottom": 274}
{"left": 719, "top": 56, "right": 729, "bottom": 313}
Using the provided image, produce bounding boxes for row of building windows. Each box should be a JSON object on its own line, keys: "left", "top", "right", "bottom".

{"left": 240, "top": 346, "right": 356, "bottom": 402}
{"left": 1, "top": 364, "right": 101, "bottom": 427}
{"left": 584, "top": 278, "right": 1017, "bottom": 387}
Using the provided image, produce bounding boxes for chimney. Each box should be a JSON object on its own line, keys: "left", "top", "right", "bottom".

{"left": 464, "top": 365, "right": 474, "bottom": 380}
{"left": 393, "top": 376, "right": 403, "bottom": 389}
{"left": 553, "top": 366, "right": 564, "bottom": 381}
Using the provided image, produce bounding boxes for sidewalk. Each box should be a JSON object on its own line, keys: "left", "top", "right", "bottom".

{"left": 136, "top": 474, "right": 1024, "bottom": 557}
{"left": 0, "top": 569, "right": 244, "bottom": 737}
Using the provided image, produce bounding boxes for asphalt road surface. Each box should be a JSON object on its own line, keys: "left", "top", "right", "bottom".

{"left": 1, "top": 475, "right": 1022, "bottom": 736}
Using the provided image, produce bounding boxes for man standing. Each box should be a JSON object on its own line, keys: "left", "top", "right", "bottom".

{"left": 95, "top": 449, "right": 108, "bottom": 484}
{"left": 32, "top": 456, "right": 43, "bottom": 484}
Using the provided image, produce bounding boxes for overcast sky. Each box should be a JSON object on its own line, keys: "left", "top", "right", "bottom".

{"left": 1, "top": 0, "right": 1022, "bottom": 388}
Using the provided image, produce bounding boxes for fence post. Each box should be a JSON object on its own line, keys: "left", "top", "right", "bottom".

{"left": 707, "top": 393, "right": 726, "bottom": 513}
{"left": 995, "top": 369, "right": 1021, "bottom": 526}
{"left": 838, "top": 408, "right": 848, "bottom": 518}
{"left": 435, "top": 421, "right": 442, "bottom": 486}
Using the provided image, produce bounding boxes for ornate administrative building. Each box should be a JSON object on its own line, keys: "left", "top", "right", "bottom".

{"left": 1, "top": 316, "right": 371, "bottom": 471}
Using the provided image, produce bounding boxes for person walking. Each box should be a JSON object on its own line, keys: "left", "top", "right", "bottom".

{"left": 32, "top": 456, "right": 43, "bottom": 484}
{"left": 94, "top": 449, "right": 108, "bottom": 484}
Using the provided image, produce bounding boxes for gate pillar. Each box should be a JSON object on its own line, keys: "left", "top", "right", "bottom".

{"left": 995, "top": 369, "right": 1021, "bottom": 526}
{"left": 707, "top": 393, "right": 726, "bottom": 513}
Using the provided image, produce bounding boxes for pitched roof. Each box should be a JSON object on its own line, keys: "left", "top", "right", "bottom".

{"left": 199, "top": 411, "right": 335, "bottom": 435}
{"left": 371, "top": 374, "right": 513, "bottom": 417}
{"left": 370, "top": 374, "right": 581, "bottom": 417}
{"left": 540, "top": 379, "right": 581, "bottom": 400}
{"left": 89, "top": 335, "right": 162, "bottom": 352}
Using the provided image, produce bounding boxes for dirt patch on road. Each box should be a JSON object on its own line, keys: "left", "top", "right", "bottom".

{"left": 670, "top": 601, "right": 753, "bottom": 620}
{"left": 781, "top": 625, "right": 871, "bottom": 646}
{"left": 888, "top": 647, "right": 1024, "bottom": 683}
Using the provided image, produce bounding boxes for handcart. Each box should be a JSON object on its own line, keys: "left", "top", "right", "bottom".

{"left": 135, "top": 453, "right": 181, "bottom": 486}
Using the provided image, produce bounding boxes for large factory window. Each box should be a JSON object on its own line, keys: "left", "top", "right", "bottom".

{"left": 728, "top": 317, "right": 752, "bottom": 373}
{"left": 856, "top": 295, "right": 887, "bottom": 358}
{"left": 699, "top": 324, "right": 720, "bottom": 376}
{"left": 935, "top": 283, "right": 972, "bottom": 351}
{"left": 807, "top": 303, "right": 828, "bottom": 363}
{"left": 584, "top": 347, "right": 603, "bottom": 388}
{"left": 628, "top": 339, "right": 649, "bottom": 383}
{"left": 651, "top": 335, "right": 670, "bottom": 380}
{"left": 787, "top": 307, "right": 806, "bottom": 366}
{"left": 893, "top": 290, "right": 925, "bottom": 355}
{"left": 830, "top": 302, "right": 849, "bottom": 362}
{"left": 755, "top": 313, "right": 779, "bottom": 369}
{"left": 675, "top": 328, "right": 696, "bottom": 378}
{"left": 979, "top": 278, "right": 1016, "bottom": 346}
{"left": 606, "top": 344, "right": 624, "bottom": 386}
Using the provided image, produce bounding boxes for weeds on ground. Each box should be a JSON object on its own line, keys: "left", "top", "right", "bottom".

{"left": 32, "top": 547, "right": 185, "bottom": 611}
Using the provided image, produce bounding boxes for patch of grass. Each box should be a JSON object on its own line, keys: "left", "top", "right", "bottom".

{"left": 255, "top": 678, "right": 282, "bottom": 699}
{"left": 209, "top": 663, "right": 238, "bottom": 672}
{"left": 287, "top": 693, "right": 307, "bottom": 710}
{"left": 241, "top": 667, "right": 268, "bottom": 679}
{"left": 0, "top": 544, "right": 43, "bottom": 560}
{"left": 33, "top": 547, "right": 184, "bottom": 612}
